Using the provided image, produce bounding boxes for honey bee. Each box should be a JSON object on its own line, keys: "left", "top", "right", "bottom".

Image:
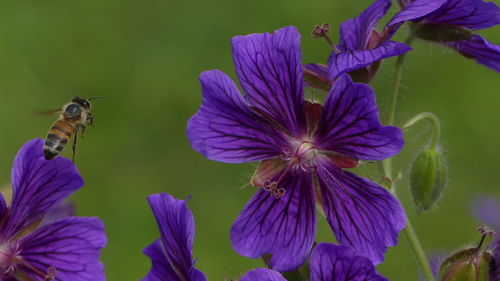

{"left": 43, "top": 96, "right": 96, "bottom": 161}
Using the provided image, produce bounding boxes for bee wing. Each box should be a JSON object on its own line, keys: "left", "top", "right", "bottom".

{"left": 35, "top": 109, "right": 61, "bottom": 116}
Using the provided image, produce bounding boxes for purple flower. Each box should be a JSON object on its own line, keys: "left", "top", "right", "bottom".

{"left": 491, "top": 241, "right": 500, "bottom": 281}
{"left": 142, "top": 193, "right": 206, "bottom": 281}
{"left": 187, "top": 26, "right": 406, "bottom": 271}
{"left": 240, "top": 243, "right": 388, "bottom": 281}
{"left": 387, "top": 0, "right": 500, "bottom": 72}
{"left": 0, "top": 139, "right": 106, "bottom": 281}
{"left": 305, "top": 0, "right": 412, "bottom": 85}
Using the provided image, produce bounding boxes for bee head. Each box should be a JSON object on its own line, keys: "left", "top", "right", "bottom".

{"left": 72, "top": 96, "right": 91, "bottom": 109}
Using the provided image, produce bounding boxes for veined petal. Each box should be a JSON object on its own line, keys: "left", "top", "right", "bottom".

{"left": 445, "top": 34, "right": 500, "bottom": 72}
{"left": 142, "top": 240, "right": 172, "bottom": 281}
{"left": 491, "top": 241, "right": 500, "bottom": 281}
{"left": 230, "top": 170, "right": 315, "bottom": 272}
{"left": 4, "top": 139, "right": 84, "bottom": 238}
{"left": 18, "top": 217, "right": 106, "bottom": 281}
{"left": 187, "top": 70, "right": 286, "bottom": 163}
{"left": 310, "top": 243, "right": 388, "bottom": 281}
{"left": 41, "top": 201, "right": 76, "bottom": 226}
{"left": 0, "top": 192, "right": 6, "bottom": 221}
{"left": 240, "top": 268, "right": 287, "bottom": 281}
{"left": 231, "top": 26, "right": 307, "bottom": 137}
{"left": 425, "top": 0, "right": 500, "bottom": 30}
{"left": 146, "top": 193, "right": 206, "bottom": 281}
{"left": 314, "top": 74, "right": 404, "bottom": 161}
{"left": 315, "top": 159, "right": 405, "bottom": 264}
{"left": 339, "top": 0, "right": 391, "bottom": 50}
{"left": 142, "top": 239, "right": 206, "bottom": 281}
{"left": 328, "top": 41, "right": 411, "bottom": 79}
{"left": 387, "top": 0, "right": 448, "bottom": 28}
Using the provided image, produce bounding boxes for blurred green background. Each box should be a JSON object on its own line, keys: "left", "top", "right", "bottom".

{"left": 0, "top": 0, "right": 498, "bottom": 280}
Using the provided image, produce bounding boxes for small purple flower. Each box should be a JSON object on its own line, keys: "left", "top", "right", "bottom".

{"left": 240, "top": 243, "right": 388, "bottom": 281}
{"left": 305, "top": 0, "right": 412, "bottom": 85}
{"left": 142, "top": 193, "right": 206, "bottom": 281}
{"left": 187, "top": 26, "right": 405, "bottom": 271}
{"left": 387, "top": 0, "right": 500, "bottom": 72}
{"left": 0, "top": 138, "right": 106, "bottom": 281}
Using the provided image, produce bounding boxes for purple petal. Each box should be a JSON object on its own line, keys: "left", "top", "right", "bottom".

{"left": 240, "top": 268, "right": 287, "bottom": 281}
{"left": 187, "top": 70, "right": 286, "bottom": 164}
{"left": 141, "top": 239, "right": 206, "bottom": 281}
{"left": 491, "top": 241, "right": 500, "bottom": 281}
{"left": 471, "top": 195, "right": 500, "bottom": 232}
{"left": 445, "top": 34, "right": 500, "bottom": 72}
{"left": 146, "top": 193, "right": 206, "bottom": 281}
{"left": 231, "top": 26, "right": 307, "bottom": 137}
{"left": 230, "top": 170, "right": 316, "bottom": 272}
{"left": 19, "top": 217, "right": 106, "bottom": 281}
{"left": 41, "top": 201, "right": 76, "bottom": 226}
{"left": 310, "top": 243, "right": 388, "bottom": 281}
{"left": 142, "top": 240, "right": 172, "bottom": 281}
{"left": 0, "top": 193, "right": 6, "bottom": 220}
{"left": 3, "top": 139, "right": 84, "bottom": 238}
{"left": 314, "top": 74, "right": 404, "bottom": 161}
{"left": 425, "top": 0, "right": 500, "bottom": 30}
{"left": 339, "top": 0, "right": 391, "bottom": 50}
{"left": 315, "top": 159, "right": 406, "bottom": 264}
{"left": 387, "top": 0, "right": 448, "bottom": 27}
{"left": 328, "top": 41, "right": 412, "bottom": 79}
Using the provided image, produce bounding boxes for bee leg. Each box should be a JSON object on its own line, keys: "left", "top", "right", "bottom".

{"left": 80, "top": 125, "right": 86, "bottom": 139}
{"left": 72, "top": 128, "right": 78, "bottom": 163}
{"left": 87, "top": 114, "right": 95, "bottom": 128}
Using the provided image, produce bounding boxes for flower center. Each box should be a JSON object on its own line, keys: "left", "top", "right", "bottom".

{"left": 0, "top": 241, "right": 57, "bottom": 280}
{"left": 0, "top": 242, "right": 19, "bottom": 277}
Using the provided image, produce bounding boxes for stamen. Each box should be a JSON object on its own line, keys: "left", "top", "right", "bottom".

{"left": 476, "top": 225, "right": 496, "bottom": 251}
{"left": 272, "top": 188, "right": 286, "bottom": 199}
{"left": 45, "top": 266, "right": 57, "bottom": 281}
{"left": 311, "top": 23, "right": 341, "bottom": 53}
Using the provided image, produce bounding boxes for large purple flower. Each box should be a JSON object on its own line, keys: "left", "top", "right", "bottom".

{"left": 240, "top": 243, "right": 388, "bottom": 281}
{"left": 0, "top": 139, "right": 106, "bottom": 281}
{"left": 187, "top": 26, "right": 406, "bottom": 271}
{"left": 305, "top": 0, "right": 412, "bottom": 85}
{"left": 142, "top": 193, "right": 206, "bottom": 281}
{"left": 387, "top": 0, "right": 500, "bottom": 72}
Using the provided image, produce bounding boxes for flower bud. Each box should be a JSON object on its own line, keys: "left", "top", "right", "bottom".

{"left": 439, "top": 247, "right": 491, "bottom": 281}
{"left": 410, "top": 148, "right": 447, "bottom": 213}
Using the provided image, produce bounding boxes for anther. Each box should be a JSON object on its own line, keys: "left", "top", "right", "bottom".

{"left": 477, "top": 225, "right": 496, "bottom": 238}
{"left": 263, "top": 181, "right": 276, "bottom": 191}
{"left": 273, "top": 188, "right": 286, "bottom": 199}
{"left": 476, "top": 225, "right": 496, "bottom": 251}
{"left": 311, "top": 23, "right": 341, "bottom": 54}
{"left": 45, "top": 266, "right": 57, "bottom": 281}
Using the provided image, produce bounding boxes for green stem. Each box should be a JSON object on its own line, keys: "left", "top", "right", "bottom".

{"left": 380, "top": 32, "right": 435, "bottom": 281}
{"left": 402, "top": 112, "right": 441, "bottom": 149}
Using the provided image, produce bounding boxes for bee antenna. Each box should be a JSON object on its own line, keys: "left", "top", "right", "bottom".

{"left": 88, "top": 96, "right": 108, "bottom": 101}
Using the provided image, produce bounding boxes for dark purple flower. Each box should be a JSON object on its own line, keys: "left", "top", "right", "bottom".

{"left": 187, "top": 26, "right": 406, "bottom": 271}
{"left": 305, "top": 0, "right": 412, "bottom": 85}
{"left": 387, "top": 0, "right": 500, "bottom": 72}
{"left": 491, "top": 241, "right": 500, "bottom": 281}
{"left": 142, "top": 193, "right": 206, "bottom": 281}
{"left": 0, "top": 138, "right": 106, "bottom": 281}
{"left": 240, "top": 243, "right": 388, "bottom": 281}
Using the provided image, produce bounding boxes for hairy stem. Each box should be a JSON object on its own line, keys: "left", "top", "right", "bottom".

{"left": 381, "top": 33, "right": 435, "bottom": 281}
{"left": 402, "top": 112, "right": 441, "bottom": 149}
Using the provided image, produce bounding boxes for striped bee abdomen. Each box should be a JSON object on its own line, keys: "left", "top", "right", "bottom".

{"left": 44, "top": 120, "right": 76, "bottom": 160}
